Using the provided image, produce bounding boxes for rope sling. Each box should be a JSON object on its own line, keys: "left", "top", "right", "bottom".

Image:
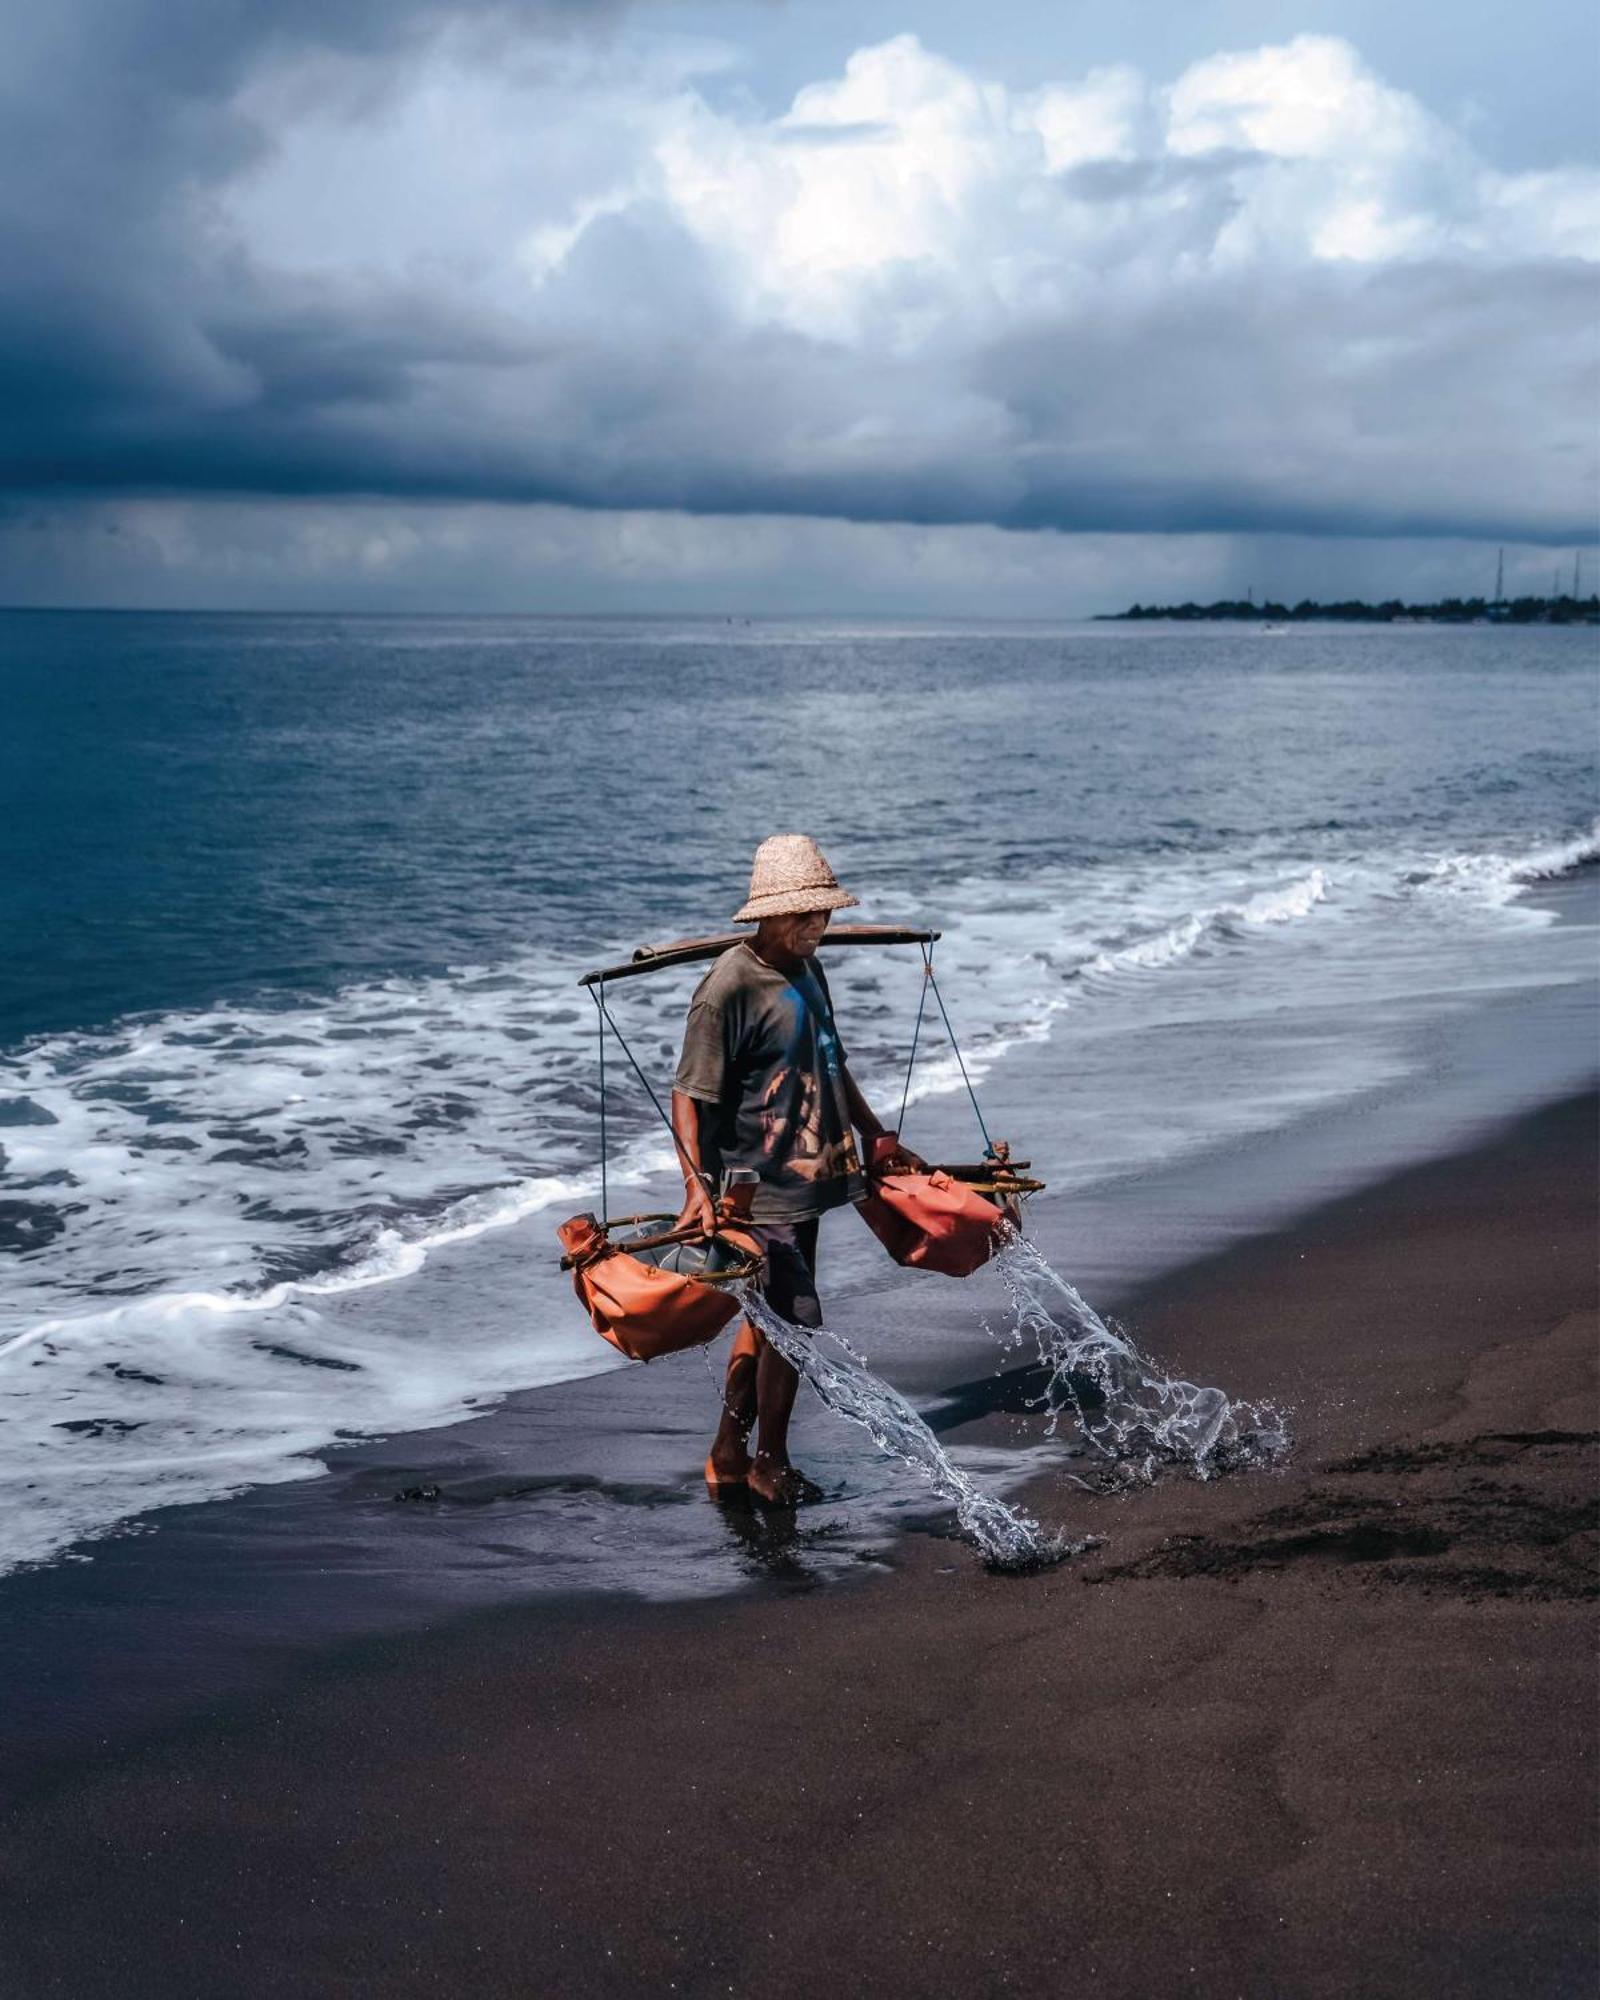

{"left": 897, "top": 941, "right": 993, "bottom": 1156}
{"left": 588, "top": 937, "right": 1012, "bottom": 1229}
{"left": 559, "top": 936, "right": 1045, "bottom": 1359}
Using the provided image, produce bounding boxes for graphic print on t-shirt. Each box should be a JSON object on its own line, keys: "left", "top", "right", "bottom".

{"left": 753, "top": 977, "right": 861, "bottom": 1188}
{"left": 673, "top": 944, "right": 866, "bottom": 1222}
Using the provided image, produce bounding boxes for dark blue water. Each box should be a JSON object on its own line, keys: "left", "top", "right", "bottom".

{"left": 1, "top": 610, "right": 1594, "bottom": 1575}
{"left": 5, "top": 611, "right": 1593, "bottom": 1044}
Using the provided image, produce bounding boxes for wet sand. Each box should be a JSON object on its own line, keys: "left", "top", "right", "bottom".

{"left": 1, "top": 1090, "right": 1594, "bottom": 1998}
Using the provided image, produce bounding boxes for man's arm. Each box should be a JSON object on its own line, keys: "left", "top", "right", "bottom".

{"left": 672, "top": 992, "right": 726, "bottom": 1234}
{"left": 670, "top": 1089, "right": 719, "bottom": 1234}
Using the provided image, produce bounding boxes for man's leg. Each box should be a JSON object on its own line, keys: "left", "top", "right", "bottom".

{"left": 707, "top": 1323, "right": 760, "bottom": 1485}
{"left": 749, "top": 1220, "right": 821, "bottom": 1504}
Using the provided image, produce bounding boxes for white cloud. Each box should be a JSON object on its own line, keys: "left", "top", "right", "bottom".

{"left": 1165, "top": 35, "right": 1429, "bottom": 161}
{"left": 226, "top": 28, "right": 1600, "bottom": 325}
{"left": 6, "top": 17, "right": 1597, "bottom": 563}
{"left": 1028, "top": 64, "right": 1148, "bottom": 172}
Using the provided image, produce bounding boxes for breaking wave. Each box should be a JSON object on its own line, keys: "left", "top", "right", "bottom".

{"left": 1084, "top": 868, "right": 1328, "bottom": 980}
{"left": 1407, "top": 820, "right": 1600, "bottom": 905}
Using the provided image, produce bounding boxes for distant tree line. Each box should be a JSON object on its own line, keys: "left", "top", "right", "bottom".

{"left": 1100, "top": 595, "right": 1600, "bottom": 625}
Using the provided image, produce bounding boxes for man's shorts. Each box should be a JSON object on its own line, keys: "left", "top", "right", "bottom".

{"left": 730, "top": 1218, "right": 823, "bottom": 1362}
{"left": 751, "top": 1217, "right": 822, "bottom": 1329}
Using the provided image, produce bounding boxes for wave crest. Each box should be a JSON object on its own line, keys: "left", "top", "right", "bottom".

{"left": 1085, "top": 867, "right": 1328, "bottom": 979}
{"left": 1411, "top": 821, "right": 1600, "bottom": 905}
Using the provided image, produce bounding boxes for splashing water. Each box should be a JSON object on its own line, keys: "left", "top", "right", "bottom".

{"left": 990, "top": 1230, "right": 1290, "bottom": 1482}
{"left": 738, "top": 1288, "right": 1080, "bottom": 1571}
{"left": 735, "top": 1227, "right": 1287, "bottom": 1567}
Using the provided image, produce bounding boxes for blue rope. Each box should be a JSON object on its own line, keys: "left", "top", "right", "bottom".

{"left": 896, "top": 943, "right": 934, "bottom": 1136}
{"left": 927, "top": 962, "right": 993, "bottom": 1155}
{"left": 589, "top": 987, "right": 609, "bottom": 1226}
{"left": 593, "top": 984, "right": 706, "bottom": 1195}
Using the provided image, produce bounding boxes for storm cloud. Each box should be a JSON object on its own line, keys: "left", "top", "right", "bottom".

{"left": 1, "top": 11, "right": 1595, "bottom": 556}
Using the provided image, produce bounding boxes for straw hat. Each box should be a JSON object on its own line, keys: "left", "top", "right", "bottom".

{"left": 733, "top": 834, "right": 860, "bottom": 923}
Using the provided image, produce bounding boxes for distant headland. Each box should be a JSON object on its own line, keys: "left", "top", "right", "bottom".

{"left": 1099, "top": 595, "right": 1600, "bottom": 626}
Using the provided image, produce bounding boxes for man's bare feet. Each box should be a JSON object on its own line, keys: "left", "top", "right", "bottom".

{"left": 704, "top": 1449, "right": 750, "bottom": 1495}
{"left": 747, "top": 1456, "right": 822, "bottom": 1506}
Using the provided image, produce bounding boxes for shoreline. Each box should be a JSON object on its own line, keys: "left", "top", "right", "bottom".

{"left": 2, "top": 937, "right": 1595, "bottom": 1775}
{"left": 1, "top": 1085, "right": 1593, "bottom": 1995}
{"left": 5, "top": 849, "right": 1593, "bottom": 1590}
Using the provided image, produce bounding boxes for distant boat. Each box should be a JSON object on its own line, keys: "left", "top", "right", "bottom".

{"left": 1258, "top": 622, "right": 1289, "bottom": 635}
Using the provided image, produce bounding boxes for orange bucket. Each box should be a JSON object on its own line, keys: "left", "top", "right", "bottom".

{"left": 557, "top": 1213, "right": 765, "bottom": 1363}
{"left": 856, "top": 1138, "right": 1008, "bottom": 1278}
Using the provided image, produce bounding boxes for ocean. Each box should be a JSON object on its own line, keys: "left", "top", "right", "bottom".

{"left": 2, "top": 611, "right": 1595, "bottom": 1576}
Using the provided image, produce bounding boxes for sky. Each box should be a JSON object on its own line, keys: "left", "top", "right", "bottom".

{"left": 0, "top": 0, "right": 1595, "bottom": 613}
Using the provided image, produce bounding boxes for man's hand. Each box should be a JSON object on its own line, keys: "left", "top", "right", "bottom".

{"left": 674, "top": 1177, "right": 718, "bottom": 1237}
{"left": 842, "top": 1065, "right": 927, "bottom": 1174}
{"left": 858, "top": 1124, "right": 929, "bottom": 1174}
{"left": 669, "top": 1089, "right": 718, "bottom": 1236}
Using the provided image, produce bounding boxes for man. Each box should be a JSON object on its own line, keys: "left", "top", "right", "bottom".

{"left": 671, "top": 834, "right": 922, "bottom": 1505}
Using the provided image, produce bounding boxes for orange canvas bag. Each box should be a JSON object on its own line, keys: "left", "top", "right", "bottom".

{"left": 856, "top": 1136, "right": 1007, "bottom": 1278}
{"left": 557, "top": 1214, "right": 765, "bottom": 1363}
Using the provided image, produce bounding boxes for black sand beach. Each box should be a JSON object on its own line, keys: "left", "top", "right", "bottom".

{"left": 2, "top": 1085, "right": 1594, "bottom": 1999}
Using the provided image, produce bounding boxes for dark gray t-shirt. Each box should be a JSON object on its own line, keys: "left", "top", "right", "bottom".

{"left": 673, "top": 943, "right": 866, "bottom": 1223}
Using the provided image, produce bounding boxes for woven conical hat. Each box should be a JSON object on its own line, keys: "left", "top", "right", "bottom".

{"left": 732, "top": 834, "right": 860, "bottom": 923}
